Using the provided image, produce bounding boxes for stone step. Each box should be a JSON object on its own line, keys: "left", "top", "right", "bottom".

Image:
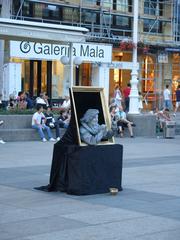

{"left": 0, "top": 128, "right": 66, "bottom": 142}
{"left": 0, "top": 115, "right": 32, "bottom": 129}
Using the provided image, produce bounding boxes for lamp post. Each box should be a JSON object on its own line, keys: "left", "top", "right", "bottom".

{"left": 129, "top": 0, "right": 139, "bottom": 114}
{"left": 60, "top": 50, "right": 82, "bottom": 88}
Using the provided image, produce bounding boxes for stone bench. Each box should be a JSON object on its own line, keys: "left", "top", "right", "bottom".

{"left": 1, "top": 112, "right": 179, "bottom": 142}
{"left": 0, "top": 114, "right": 66, "bottom": 142}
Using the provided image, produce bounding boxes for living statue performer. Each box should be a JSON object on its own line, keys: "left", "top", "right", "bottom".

{"left": 35, "top": 93, "right": 122, "bottom": 195}
{"left": 80, "top": 109, "right": 114, "bottom": 145}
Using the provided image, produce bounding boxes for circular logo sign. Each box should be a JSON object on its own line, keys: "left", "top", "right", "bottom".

{"left": 20, "top": 41, "right": 31, "bottom": 53}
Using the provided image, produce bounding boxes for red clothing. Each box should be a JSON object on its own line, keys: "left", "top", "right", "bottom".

{"left": 123, "top": 87, "right": 131, "bottom": 98}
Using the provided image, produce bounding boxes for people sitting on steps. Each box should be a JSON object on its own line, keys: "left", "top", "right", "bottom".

{"left": 57, "top": 109, "right": 70, "bottom": 129}
{"left": 116, "top": 106, "right": 135, "bottom": 138}
{"left": 155, "top": 108, "right": 172, "bottom": 131}
{"left": 31, "top": 105, "right": 56, "bottom": 142}
{"left": 35, "top": 92, "right": 49, "bottom": 109}
{"left": 44, "top": 106, "right": 61, "bottom": 141}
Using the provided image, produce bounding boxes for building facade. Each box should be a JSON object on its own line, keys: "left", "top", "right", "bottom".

{"left": 1, "top": 0, "right": 180, "bottom": 109}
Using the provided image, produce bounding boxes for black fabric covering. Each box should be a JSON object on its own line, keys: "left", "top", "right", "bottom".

{"left": 47, "top": 143, "right": 123, "bottom": 195}
{"left": 36, "top": 88, "right": 123, "bottom": 195}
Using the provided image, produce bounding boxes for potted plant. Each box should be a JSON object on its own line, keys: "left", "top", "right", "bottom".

{"left": 119, "top": 41, "right": 136, "bottom": 51}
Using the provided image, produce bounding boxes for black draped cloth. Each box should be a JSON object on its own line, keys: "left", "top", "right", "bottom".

{"left": 47, "top": 142, "right": 123, "bottom": 195}
{"left": 36, "top": 89, "right": 123, "bottom": 195}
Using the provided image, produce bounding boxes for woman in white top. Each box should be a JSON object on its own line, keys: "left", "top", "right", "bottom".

{"left": 114, "top": 85, "right": 122, "bottom": 108}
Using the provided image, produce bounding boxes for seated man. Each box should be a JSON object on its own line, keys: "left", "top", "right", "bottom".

{"left": 32, "top": 105, "right": 56, "bottom": 142}
{"left": 79, "top": 109, "right": 113, "bottom": 145}
{"left": 116, "top": 106, "right": 135, "bottom": 138}
{"left": 57, "top": 109, "right": 70, "bottom": 129}
{"left": 44, "top": 106, "right": 61, "bottom": 141}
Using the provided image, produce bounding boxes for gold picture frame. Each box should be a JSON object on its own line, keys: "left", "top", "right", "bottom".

{"left": 70, "top": 86, "right": 115, "bottom": 146}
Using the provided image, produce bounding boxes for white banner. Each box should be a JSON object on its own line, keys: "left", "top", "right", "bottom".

{"left": 10, "top": 41, "right": 112, "bottom": 63}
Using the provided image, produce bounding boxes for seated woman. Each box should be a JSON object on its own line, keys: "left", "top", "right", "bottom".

{"left": 80, "top": 109, "right": 113, "bottom": 145}
{"left": 116, "top": 106, "right": 135, "bottom": 138}
{"left": 109, "top": 105, "right": 119, "bottom": 135}
{"left": 155, "top": 108, "right": 171, "bottom": 131}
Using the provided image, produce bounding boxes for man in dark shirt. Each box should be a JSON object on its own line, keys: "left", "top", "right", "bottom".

{"left": 174, "top": 85, "right": 180, "bottom": 116}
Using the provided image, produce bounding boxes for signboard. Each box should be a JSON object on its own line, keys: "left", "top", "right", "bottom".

{"left": 10, "top": 41, "right": 112, "bottom": 63}
{"left": 108, "top": 61, "right": 139, "bottom": 70}
{"left": 158, "top": 52, "right": 168, "bottom": 63}
{"left": 165, "top": 48, "right": 180, "bottom": 52}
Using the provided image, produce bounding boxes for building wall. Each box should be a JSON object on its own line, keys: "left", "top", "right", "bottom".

{"left": 1, "top": 0, "right": 180, "bottom": 109}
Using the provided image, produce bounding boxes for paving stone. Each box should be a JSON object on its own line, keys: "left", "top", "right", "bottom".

{"left": 0, "top": 138, "right": 180, "bottom": 240}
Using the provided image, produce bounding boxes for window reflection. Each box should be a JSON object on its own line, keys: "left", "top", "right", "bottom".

{"left": 142, "top": 56, "right": 155, "bottom": 92}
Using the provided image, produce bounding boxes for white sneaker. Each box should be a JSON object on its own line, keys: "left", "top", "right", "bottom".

{"left": 56, "top": 137, "right": 60, "bottom": 141}
{"left": 0, "top": 139, "right": 5, "bottom": 144}
{"left": 0, "top": 120, "right": 4, "bottom": 126}
{"left": 42, "top": 138, "right": 47, "bottom": 142}
{"left": 49, "top": 138, "right": 56, "bottom": 142}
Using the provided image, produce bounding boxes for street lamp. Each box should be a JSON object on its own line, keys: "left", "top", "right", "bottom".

{"left": 129, "top": 0, "right": 139, "bottom": 114}
{"left": 60, "top": 54, "right": 83, "bottom": 87}
{"left": 60, "top": 56, "right": 69, "bottom": 65}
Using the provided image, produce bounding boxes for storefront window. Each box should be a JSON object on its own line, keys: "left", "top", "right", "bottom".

{"left": 141, "top": 56, "right": 155, "bottom": 93}
{"left": 172, "top": 53, "right": 180, "bottom": 99}
{"left": 80, "top": 63, "right": 92, "bottom": 86}
{"left": 52, "top": 61, "right": 64, "bottom": 98}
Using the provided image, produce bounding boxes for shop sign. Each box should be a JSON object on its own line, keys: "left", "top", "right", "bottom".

{"left": 10, "top": 41, "right": 112, "bottom": 63}
{"left": 108, "top": 61, "right": 139, "bottom": 70}
{"left": 158, "top": 52, "right": 168, "bottom": 63}
{"left": 165, "top": 48, "right": 180, "bottom": 52}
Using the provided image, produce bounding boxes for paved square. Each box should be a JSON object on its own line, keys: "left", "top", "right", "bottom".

{"left": 0, "top": 137, "right": 180, "bottom": 240}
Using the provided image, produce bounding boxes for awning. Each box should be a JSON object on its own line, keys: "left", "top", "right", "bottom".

{"left": 0, "top": 18, "right": 88, "bottom": 44}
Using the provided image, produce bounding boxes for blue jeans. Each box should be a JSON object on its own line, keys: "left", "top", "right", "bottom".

{"left": 164, "top": 100, "right": 171, "bottom": 110}
{"left": 32, "top": 125, "right": 52, "bottom": 139}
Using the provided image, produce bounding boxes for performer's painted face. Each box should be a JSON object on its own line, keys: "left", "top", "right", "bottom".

{"left": 91, "top": 114, "right": 98, "bottom": 125}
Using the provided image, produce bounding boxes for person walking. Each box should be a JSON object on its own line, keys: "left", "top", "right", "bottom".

{"left": 123, "top": 83, "right": 131, "bottom": 112}
{"left": 32, "top": 105, "right": 56, "bottom": 142}
{"left": 163, "top": 84, "right": 171, "bottom": 110}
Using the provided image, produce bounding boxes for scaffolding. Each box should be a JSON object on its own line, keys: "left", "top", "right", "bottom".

{"left": 11, "top": 0, "right": 180, "bottom": 46}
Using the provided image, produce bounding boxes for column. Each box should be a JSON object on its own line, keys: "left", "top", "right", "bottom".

{"left": 129, "top": 0, "right": 139, "bottom": 114}
{"left": 91, "top": 63, "right": 110, "bottom": 102}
